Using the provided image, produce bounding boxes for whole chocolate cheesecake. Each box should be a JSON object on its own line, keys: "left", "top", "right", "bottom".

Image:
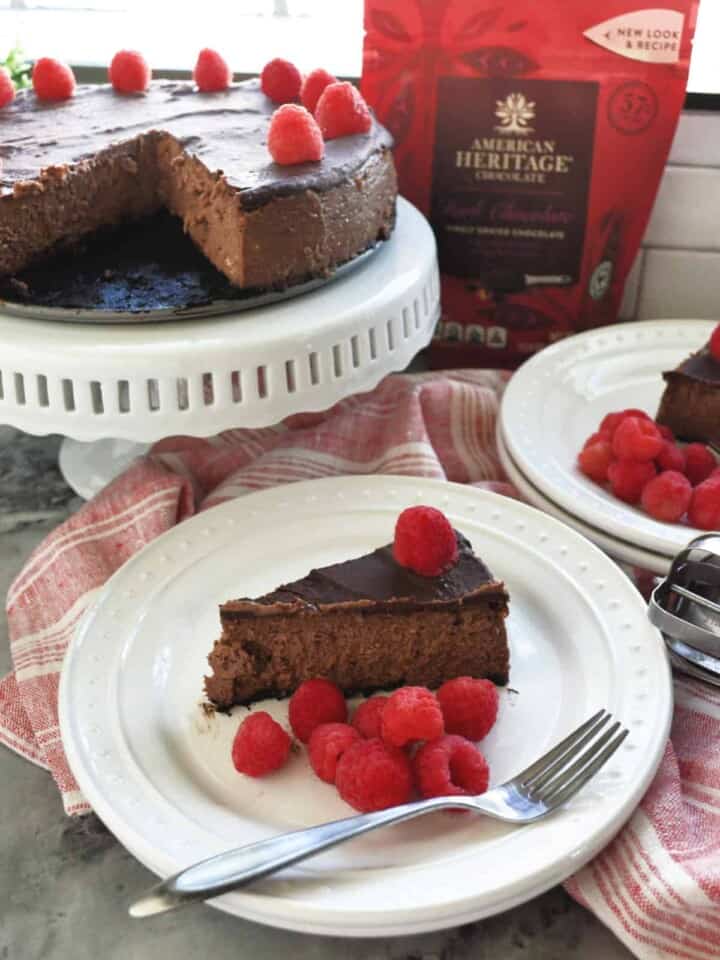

{"left": 205, "top": 531, "right": 510, "bottom": 707}
{"left": 657, "top": 343, "right": 720, "bottom": 444}
{"left": 0, "top": 79, "right": 397, "bottom": 290}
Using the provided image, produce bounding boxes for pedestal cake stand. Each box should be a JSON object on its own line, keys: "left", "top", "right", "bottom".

{"left": 0, "top": 199, "right": 439, "bottom": 498}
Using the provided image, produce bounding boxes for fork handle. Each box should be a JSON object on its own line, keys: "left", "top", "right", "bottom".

{"left": 130, "top": 794, "right": 472, "bottom": 917}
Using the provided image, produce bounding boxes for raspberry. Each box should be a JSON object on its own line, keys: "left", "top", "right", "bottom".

{"left": 268, "top": 104, "right": 324, "bottom": 165}
{"left": 414, "top": 735, "right": 490, "bottom": 800}
{"left": 231, "top": 711, "right": 291, "bottom": 777}
{"left": 684, "top": 443, "right": 716, "bottom": 485}
{"left": 308, "top": 722, "right": 361, "bottom": 784}
{"left": 710, "top": 323, "right": 720, "bottom": 363}
{"left": 108, "top": 50, "right": 150, "bottom": 93}
{"left": 315, "top": 81, "right": 372, "bottom": 139}
{"left": 351, "top": 696, "right": 388, "bottom": 739}
{"left": 300, "top": 67, "right": 336, "bottom": 113}
{"left": 640, "top": 470, "right": 692, "bottom": 523}
{"left": 656, "top": 441, "right": 686, "bottom": 474}
{"left": 583, "top": 431, "right": 606, "bottom": 448}
{"left": 32, "top": 58, "right": 75, "bottom": 101}
{"left": 599, "top": 408, "right": 650, "bottom": 438}
{"left": 657, "top": 424, "right": 675, "bottom": 442}
{"left": 612, "top": 417, "right": 663, "bottom": 462}
{"left": 335, "top": 738, "right": 413, "bottom": 812}
{"left": 288, "top": 678, "right": 347, "bottom": 743}
{"left": 393, "top": 505, "right": 458, "bottom": 576}
{"left": 0, "top": 67, "right": 15, "bottom": 108}
{"left": 261, "top": 57, "right": 302, "bottom": 103}
{"left": 607, "top": 459, "right": 656, "bottom": 504}
{"left": 598, "top": 412, "right": 623, "bottom": 437}
{"left": 381, "top": 686, "right": 444, "bottom": 748}
{"left": 193, "top": 48, "right": 231, "bottom": 92}
{"left": 577, "top": 439, "right": 614, "bottom": 484}
{"left": 688, "top": 477, "right": 720, "bottom": 529}
{"left": 437, "top": 677, "right": 499, "bottom": 741}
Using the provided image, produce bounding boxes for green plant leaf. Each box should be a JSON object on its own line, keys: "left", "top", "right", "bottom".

{"left": 1, "top": 46, "right": 31, "bottom": 90}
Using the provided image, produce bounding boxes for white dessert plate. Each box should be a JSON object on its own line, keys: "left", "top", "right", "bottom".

{"left": 59, "top": 475, "right": 671, "bottom": 937}
{"left": 496, "top": 424, "right": 671, "bottom": 576}
{"left": 501, "top": 320, "right": 714, "bottom": 558}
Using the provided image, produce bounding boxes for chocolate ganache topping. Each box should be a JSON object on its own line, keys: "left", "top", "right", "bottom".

{"left": 0, "top": 78, "right": 392, "bottom": 209}
{"left": 672, "top": 347, "right": 720, "bottom": 385}
{"left": 223, "top": 533, "right": 505, "bottom": 617}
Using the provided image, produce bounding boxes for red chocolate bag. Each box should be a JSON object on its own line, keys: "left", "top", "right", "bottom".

{"left": 362, "top": 1, "right": 699, "bottom": 368}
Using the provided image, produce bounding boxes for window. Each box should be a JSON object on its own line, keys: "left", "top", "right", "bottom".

{"left": 0, "top": 0, "right": 716, "bottom": 95}
{"left": 0, "top": 1, "right": 365, "bottom": 78}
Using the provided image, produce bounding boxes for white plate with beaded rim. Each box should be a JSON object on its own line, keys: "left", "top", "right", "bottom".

{"left": 496, "top": 424, "right": 671, "bottom": 576}
{"left": 500, "top": 320, "right": 715, "bottom": 559}
{"left": 58, "top": 475, "right": 671, "bottom": 937}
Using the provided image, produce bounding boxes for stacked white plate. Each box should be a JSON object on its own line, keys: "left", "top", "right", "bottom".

{"left": 499, "top": 320, "right": 717, "bottom": 576}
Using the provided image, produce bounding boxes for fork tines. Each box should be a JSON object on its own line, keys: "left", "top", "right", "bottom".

{"left": 515, "top": 710, "right": 628, "bottom": 811}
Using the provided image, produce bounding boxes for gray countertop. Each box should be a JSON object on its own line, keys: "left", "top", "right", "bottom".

{"left": 0, "top": 426, "right": 634, "bottom": 960}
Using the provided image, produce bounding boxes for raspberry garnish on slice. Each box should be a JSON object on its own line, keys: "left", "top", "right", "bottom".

{"left": 656, "top": 441, "right": 686, "bottom": 474}
{"left": 0, "top": 67, "right": 15, "bottom": 108}
{"left": 381, "top": 686, "right": 444, "bottom": 748}
{"left": 288, "top": 677, "right": 347, "bottom": 743}
{"left": 414, "top": 735, "right": 490, "bottom": 800}
{"left": 33, "top": 58, "right": 76, "bottom": 101}
{"left": 599, "top": 408, "right": 651, "bottom": 438}
{"left": 688, "top": 477, "right": 720, "bottom": 529}
{"left": 611, "top": 417, "right": 663, "bottom": 462}
{"left": 335, "top": 738, "right": 413, "bottom": 812}
{"left": 351, "top": 696, "right": 388, "bottom": 739}
{"left": 193, "top": 48, "right": 232, "bottom": 92}
{"left": 315, "top": 81, "right": 372, "bottom": 139}
{"left": 710, "top": 324, "right": 720, "bottom": 363}
{"left": 231, "top": 711, "right": 291, "bottom": 777}
{"left": 261, "top": 57, "right": 302, "bottom": 103}
{"left": 684, "top": 443, "right": 716, "bottom": 485}
{"left": 268, "top": 104, "right": 324, "bottom": 165}
{"left": 109, "top": 50, "right": 150, "bottom": 93}
{"left": 578, "top": 439, "right": 614, "bottom": 484}
{"left": 640, "top": 470, "right": 692, "bottom": 523}
{"left": 308, "top": 722, "right": 361, "bottom": 783}
{"left": 607, "top": 459, "right": 656, "bottom": 504}
{"left": 301, "top": 67, "right": 336, "bottom": 113}
{"left": 393, "top": 505, "right": 459, "bottom": 577}
{"left": 437, "top": 677, "right": 499, "bottom": 741}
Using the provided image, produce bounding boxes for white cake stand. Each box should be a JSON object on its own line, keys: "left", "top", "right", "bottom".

{"left": 0, "top": 199, "right": 439, "bottom": 498}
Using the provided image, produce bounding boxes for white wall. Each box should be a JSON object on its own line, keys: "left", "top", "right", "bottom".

{"left": 620, "top": 110, "right": 720, "bottom": 321}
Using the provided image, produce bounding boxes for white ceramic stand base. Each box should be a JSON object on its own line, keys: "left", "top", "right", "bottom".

{"left": 1, "top": 199, "right": 439, "bottom": 498}
{"left": 57, "top": 438, "right": 149, "bottom": 499}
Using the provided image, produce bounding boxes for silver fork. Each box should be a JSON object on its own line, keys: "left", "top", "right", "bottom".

{"left": 129, "top": 709, "right": 626, "bottom": 918}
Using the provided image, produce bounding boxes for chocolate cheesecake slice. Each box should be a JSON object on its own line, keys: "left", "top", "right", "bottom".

{"left": 205, "top": 532, "right": 509, "bottom": 707}
{"left": 657, "top": 345, "right": 720, "bottom": 444}
{"left": 0, "top": 79, "right": 396, "bottom": 290}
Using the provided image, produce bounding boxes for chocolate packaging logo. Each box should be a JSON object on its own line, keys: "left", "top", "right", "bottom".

{"left": 454, "top": 87, "right": 575, "bottom": 185}
{"left": 494, "top": 92, "right": 535, "bottom": 135}
{"left": 455, "top": 135, "right": 574, "bottom": 185}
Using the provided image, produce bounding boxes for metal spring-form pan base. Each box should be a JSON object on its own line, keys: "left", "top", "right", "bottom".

{"left": 0, "top": 209, "right": 381, "bottom": 324}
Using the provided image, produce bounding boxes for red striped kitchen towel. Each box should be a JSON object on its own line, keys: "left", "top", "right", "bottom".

{"left": 1, "top": 368, "right": 719, "bottom": 959}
